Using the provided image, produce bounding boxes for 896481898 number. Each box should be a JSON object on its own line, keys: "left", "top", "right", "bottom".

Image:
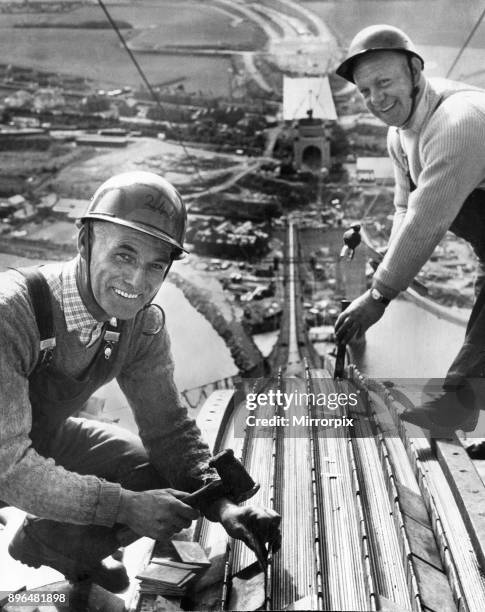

{"left": 1, "top": 590, "right": 69, "bottom": 607}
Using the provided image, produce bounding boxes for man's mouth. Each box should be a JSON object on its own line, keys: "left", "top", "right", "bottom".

{"left": 113, "top": 288, "right": 140, "bottom": 300}
{"left": 379, "top": 101, "right": 396, "bottom": 113}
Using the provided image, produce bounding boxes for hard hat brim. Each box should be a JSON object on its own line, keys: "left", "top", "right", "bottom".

{"left": 336, "top": 48, "right": 424, "bottom": 83}
{"left": 80, "top": 213, "right": 187, "bottom": 259}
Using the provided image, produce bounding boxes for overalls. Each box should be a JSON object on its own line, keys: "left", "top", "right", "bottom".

{"left": 21, "top": 270, "right": 167, "bottom": 574}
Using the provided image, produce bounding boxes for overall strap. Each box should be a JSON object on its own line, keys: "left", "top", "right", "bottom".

{"left": 103, "top": 318, "right": 120, "bottom": 360}
{"left": 16, "top": 267, "right": 56, "bottom": 361}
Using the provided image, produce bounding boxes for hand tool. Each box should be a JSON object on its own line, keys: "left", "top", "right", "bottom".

{"left": 334, "top": 299, "right": 351, "bottom": 379}
{"left": 116, "top": 449, "right": 260, "bottom": 547}
{"left": 182, "top": 448, "right": 260, "bottom": 508}
{"left": 340, "top": 224, "right": 361, "bottom": 260}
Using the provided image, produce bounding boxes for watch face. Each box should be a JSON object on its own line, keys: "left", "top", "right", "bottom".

{"left": 371, "top": 288, "right": 389, "bottom": 305}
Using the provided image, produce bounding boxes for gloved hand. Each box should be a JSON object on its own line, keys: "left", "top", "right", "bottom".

{"left": 218, "top": 501, "right": 281, "bottom": 569}
{"left": 117, "top": 488, "right": 200, "bottom": 541}
{"left": 335, "top": 290, "right": 386, "bottom": 344}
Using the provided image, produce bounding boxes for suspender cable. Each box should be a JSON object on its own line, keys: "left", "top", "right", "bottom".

{"left": 446, "top": 6, "right": 485, "bottom": 78}
{"left": 96, "top": 0, "right": 204, "bottom": 182}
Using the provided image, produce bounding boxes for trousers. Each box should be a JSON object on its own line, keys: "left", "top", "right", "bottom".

{"left": 423, "top": 188, "right": 485, "bottom": 387}
{"left": 26, "top": 417, "right": 166, "bottom": 567}
{"left": 445, "top": 260, "right": 485, "bottom": 386}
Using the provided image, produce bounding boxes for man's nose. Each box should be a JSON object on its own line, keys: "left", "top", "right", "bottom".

{"left": 370, "top": 88, "right": 384, "bottom": 107}
{"left": 126, "top": 266, "right": 145, "bottom": 290}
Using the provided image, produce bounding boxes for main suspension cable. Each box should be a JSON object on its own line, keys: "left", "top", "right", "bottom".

{"left": 96, "top": 0, "right": 205, "bottom": 182}
{"left": 446, "top": 6, "right": 485, "bottom": 79}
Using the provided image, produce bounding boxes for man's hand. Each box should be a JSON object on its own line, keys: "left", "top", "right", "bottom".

{"left": 117, "top": 489, "right": 200, "bottom": 540}
{"left": 217, "top": 501, "right": 281, "bottom": 568}
{"left": 335, "top": 290, "right": 386, "bottom": 344}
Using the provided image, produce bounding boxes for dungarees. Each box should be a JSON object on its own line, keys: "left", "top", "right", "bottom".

{"left": 24, "top": 281, "right": 167, "bottom": 572}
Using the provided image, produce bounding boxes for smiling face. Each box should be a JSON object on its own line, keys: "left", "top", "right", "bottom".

{"left": 353, "top": 51, "right": 421, "bottom": 127}
{"left": 83, "top": 221, "right": 173, "bottom": 320}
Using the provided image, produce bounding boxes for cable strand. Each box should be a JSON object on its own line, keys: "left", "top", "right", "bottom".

{"left": 96, "top": 0, "right": 205, "bottom": 183}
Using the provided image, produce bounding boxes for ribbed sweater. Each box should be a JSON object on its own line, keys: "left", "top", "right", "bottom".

{"left": 0, "top": 262, "right": 215, "bottom": 527}
{"left": 373, "top": 77, "right": 485, "bottom": 298}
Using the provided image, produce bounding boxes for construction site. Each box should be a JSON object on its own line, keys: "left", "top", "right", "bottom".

{"left": 1, "top": 0, "right": 485, "bottom": 611}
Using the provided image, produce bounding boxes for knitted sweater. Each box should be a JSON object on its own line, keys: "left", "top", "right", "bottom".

{"left": 373, "top": 77, "right": 485, "bottom": 298}
{"left": 0, "top": 262, "right": 215, "bottom": 527}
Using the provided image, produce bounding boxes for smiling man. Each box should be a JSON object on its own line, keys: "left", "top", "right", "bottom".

{"left": 0, "top": 171, "right": 280, "bottom": 593}
{"left": 334, "top": 25, "right": 485, "bottom": 419}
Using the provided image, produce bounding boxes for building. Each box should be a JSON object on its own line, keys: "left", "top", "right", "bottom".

{"left": 293, "top": 115, "right": 331, "bottom": 172}
{"left": 283, "top": 77, "right": 336, "bottom": 173}
{"left": 356, "top": 157, "right": 394, "bottom": 184}
{"left": 75, "top": 135, "right": 128, "bottom": 147}
{"left": 53, "top": 198, "right": 89, "bottom": 220}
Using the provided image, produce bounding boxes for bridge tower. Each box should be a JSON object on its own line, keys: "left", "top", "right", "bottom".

{"left": 293, "top": 109, "right": 330, "bottom": 172}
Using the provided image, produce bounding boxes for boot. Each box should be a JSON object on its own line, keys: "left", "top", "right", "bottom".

{"left": 400, "top": 379, "right": 480, "bottom": 436}
{"left": 8, "top": 517, "right": 130, "bottom": 593}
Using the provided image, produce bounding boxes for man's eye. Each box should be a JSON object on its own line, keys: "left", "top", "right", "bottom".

{"left": 151, "top": 263, "right": 166, "bottom": 273}
{"left": 116, "top": 253, "right": 133, "bottom": 264}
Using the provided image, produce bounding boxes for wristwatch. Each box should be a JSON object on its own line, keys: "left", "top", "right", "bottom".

{"left": 370, "top": 287, "right": 391, "bottom": 306}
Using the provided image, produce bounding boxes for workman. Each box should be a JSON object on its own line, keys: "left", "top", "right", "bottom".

{"left": 1, "top": 171, "right": 281, "bottom": 593}
{"left": 334, "top": 25, "right": 485, "bottom": 429}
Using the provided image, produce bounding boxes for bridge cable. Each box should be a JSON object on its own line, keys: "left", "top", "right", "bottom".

{"left": 446, "top": 6, "right": 485, "bottom": 79}
{"left": 96, "top": 0, "right": 205, "bottom": 183}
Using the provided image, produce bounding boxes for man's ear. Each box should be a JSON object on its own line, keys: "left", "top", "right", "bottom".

{"left": 77, "top": 222, "right": 87, "bottom": 260}
{"left": 410, "top": 56, "right": 423, "bottom": 80}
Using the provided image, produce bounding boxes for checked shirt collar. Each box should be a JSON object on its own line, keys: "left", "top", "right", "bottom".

{"left": 55, "top": 257, "right": 105, "bottom": 346}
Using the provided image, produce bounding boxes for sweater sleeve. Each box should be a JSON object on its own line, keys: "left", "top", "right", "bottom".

{"left": 117, "top": 311, "right": 217, "bottom": 493}
{"left": 374, "top": 98, "right": 485, "bottom": 296}
{"left": 0, "top": 273, "right": 121, "bottom": 527}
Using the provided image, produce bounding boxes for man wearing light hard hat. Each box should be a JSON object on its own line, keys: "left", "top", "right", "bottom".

{"left": 0, "top": 171, "right": 280, "bottom": 592}
{"left": 334, "top": 25, "right": 485, "bottom": 427}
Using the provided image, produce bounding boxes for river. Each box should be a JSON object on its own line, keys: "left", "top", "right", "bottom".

{"left": 354, "top": 296, "right": 468, "bottom": 379}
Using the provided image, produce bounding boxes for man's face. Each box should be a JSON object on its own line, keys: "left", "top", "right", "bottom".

{"left": 87, "top": 222, "right": 173, "bottom": 320}
{"left": 353, "top": 51, "right": 416, "bottom": 127}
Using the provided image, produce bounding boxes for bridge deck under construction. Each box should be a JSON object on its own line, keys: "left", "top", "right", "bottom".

{"left": 2, "top": 221, "right": 482, "bottom": 612}
{"left": 130, "top": 221, "right": 485, "bottom": 612}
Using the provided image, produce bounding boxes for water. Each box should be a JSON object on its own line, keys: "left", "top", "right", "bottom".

{"left": 0, "top": 0, "right": 252, "bottom": 96}
{"left": 355, "top": 297, "right": 468, "bottom": 379}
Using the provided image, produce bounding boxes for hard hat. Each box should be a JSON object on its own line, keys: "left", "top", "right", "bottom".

{"left": 81, "top": 171, "right": 187, "bottom": 258}
{"left": 336, "top": 24, "right": 424, "bottom": 83}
